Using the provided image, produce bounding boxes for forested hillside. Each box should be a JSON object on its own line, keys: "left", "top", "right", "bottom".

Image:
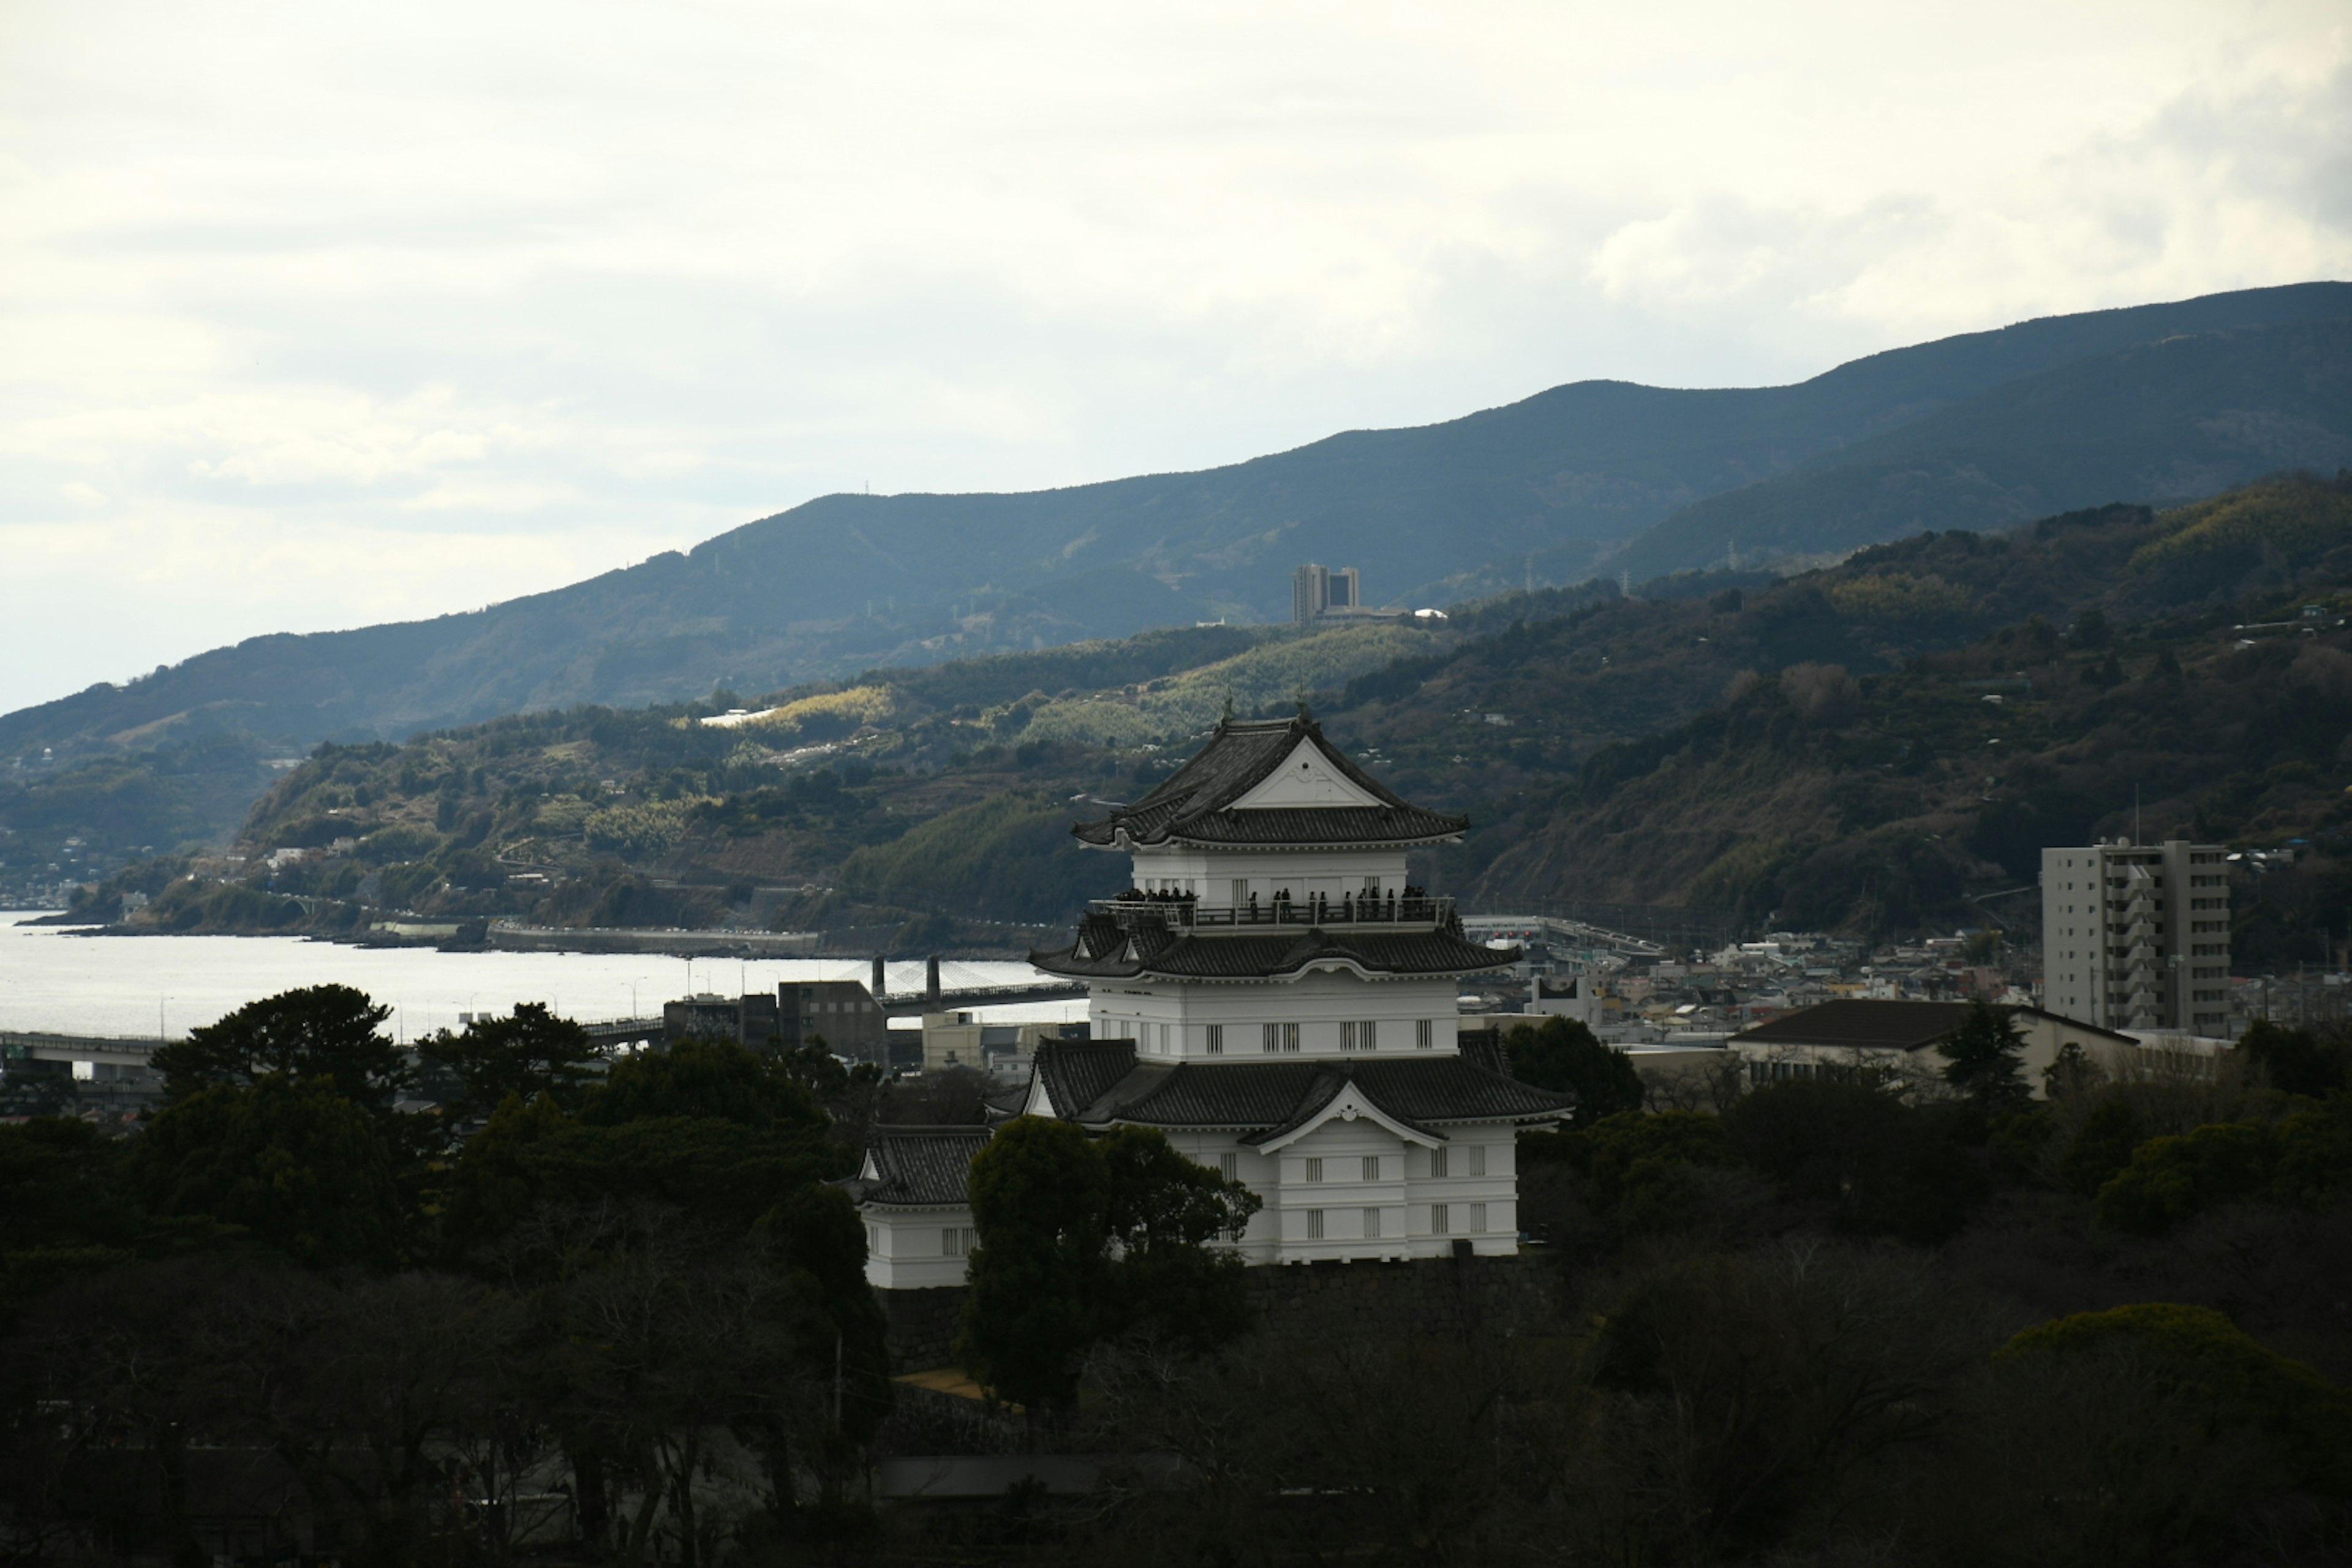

{"left": 6, "top": 283, "right": 2346, "bottom": 774}
{"left": 57, "top": 474, "right": 2352, "bottom": 959}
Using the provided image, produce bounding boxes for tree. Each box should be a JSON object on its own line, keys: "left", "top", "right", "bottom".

{"left": 1937, "top": 1000, "right": 2031, "bottom": 1109}
{"left": 2096, "top": 1120, "right": 2281, "bottom": 1234}
{"left": 959, "top": 1117, "right": 1111, "bottom": 1411}
{"left": 2059, "top": 1095, "right": 2144, "bottom": 1197}
{"left": 151, "top": 984, "right": 412, "bottom": 1110}
{"left": 135, "top": 1076, "right": 404, "bottom": 1268}
{"left": 1723, "top": 1080, "right": 1991, "bottom": 1244}
{"left": 2240, "top": 1019, "right": 2349, "bottom": 1098}
{"left": 579, "top": 1037, "right": 825, "bottom": 1132}
{"left": 1561, "top": 1108, "right": 1733, "bottom": 1213}
{"left": 418, "top": 1002, "right": 600, "bottom": 1118}
{"left": 959, "top": 1120, "right": 1259, "bottom": 1411}
{"left": 1505, "top": 1016, "right": 1641, "bottom": 1126}
{"left": 1998, "top": 1303, "right": 2352, "bottom": 1497}
{"left": 1586, "top": 1240, "right": 1978, "bottom": 1561}
{"left": 1098, "top": 1125, "right": 1261, "bottom": 1354}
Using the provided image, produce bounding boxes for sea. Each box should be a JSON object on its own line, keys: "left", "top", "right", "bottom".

{"left": 0, "top": 913, "right": 1082, "bottom": 1043}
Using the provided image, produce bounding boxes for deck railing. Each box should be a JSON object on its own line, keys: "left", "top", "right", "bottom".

{"left": 1088, "top": 892, "right": 1457, "bottom": 930}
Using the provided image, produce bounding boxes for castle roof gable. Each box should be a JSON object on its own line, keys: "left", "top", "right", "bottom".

{"left": 1071, "top": 716, "right": 1468, "bottom": 848}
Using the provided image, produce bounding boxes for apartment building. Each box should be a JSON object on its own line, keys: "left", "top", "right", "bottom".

{"left": 2041, "top": 840, "right": 2232, "bottom": 1036}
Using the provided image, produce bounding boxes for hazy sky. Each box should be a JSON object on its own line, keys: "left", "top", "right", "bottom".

{"left": 3, "top": 0, "right": 2347, "bottom": 716}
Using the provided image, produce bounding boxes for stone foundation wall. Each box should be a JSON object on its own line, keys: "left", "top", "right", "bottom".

{"left": 1240, "top": 1247, "right": 1564, "bottom": 1347}
{"left": 880, "top": 1248, "right": 1562, "bottom": 1372}
{"left": 881, "top": 1284, "right": 970, "bottom": 1372}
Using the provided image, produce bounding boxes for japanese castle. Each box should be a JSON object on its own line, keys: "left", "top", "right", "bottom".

{"left": 853, "top": 715, "right": 1574, "bottom": 1289}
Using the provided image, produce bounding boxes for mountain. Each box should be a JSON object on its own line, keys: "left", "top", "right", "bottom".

{"left": 61, "top": 475, "right": 2352, "bottom": 961}
{"left": 6, "top": 283, "right": 2348, "bottom": 775}
{"left": 1607, "top": 316, "right": 2352, "bottom": 579}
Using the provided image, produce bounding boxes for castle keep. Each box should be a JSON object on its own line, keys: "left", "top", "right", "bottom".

{"left": 851, "top": 715, "right": 1572, "bottom": 1287}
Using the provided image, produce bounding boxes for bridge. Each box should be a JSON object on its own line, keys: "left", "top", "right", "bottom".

{"left": 2, "top": 1030, "right": 165, "bottom": 1069}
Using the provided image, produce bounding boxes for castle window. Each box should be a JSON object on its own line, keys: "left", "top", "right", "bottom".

{"left": 1262, "top": 1023, "right": 1278, "bottom": 1052}
{"left": 1471, "top": 1203, "right": 1488, "bottom": 1234}
{"left": 1205, "top": 1023, "right": 1224, "bottom": 1055}
{"left": 1416, "top": 1019, "right": 1433, "bottom": 1050}
{"left": 865, "top": 1224, "right": 879, "bottom": 1253}
{"left": 1283, "top": 1022, "right": 1300, "bottom": 1052}
{"left": 1341, "top": 1021, "right": 1357, "bottom": 1051}
{"left": 1431, "top": 1203, "right": 1450, "bottom": 1234}
{"left": 1306, "top": 1157, "right": 1324, "bottom": 1183}
{"left": 1362, "top": 1155, "right": 1379, "bottom": 1181}
{"left": 1364, "top": 1207, "right": 1381, "bottom": 1238}
{"left": 941, "top": 1227, "right": 974, "bottom": 1256}
{"left": 1360, "top": 1020, "right": 1378, "bottom": 1050}
{"left": 1430, "top": 1147, "right": 1449, "bottom": 1178}
{"left": 1231, "top": 879, "right": 1249, "bottom": 905}
{"left": 1220, "top": 1152, "right": 1238, "bottom": 1181}
{"left": 1469, "top": 1145, "right": 1487, "bottom": 1177}
{"left": 1363, "top": 876, "right": 1380, "bottom": 897}
{"left": 1307, "top": 1209, "right": 1325, "bottom": 1240}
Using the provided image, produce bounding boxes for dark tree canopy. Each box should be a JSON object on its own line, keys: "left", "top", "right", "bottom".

{"left": 151, "top": 984, "right": 411, "bottom": 1109}
{"left": 580, "top": 1037, "right": 826, "bottom": 1132}
{"left": 960, "top": 1117, "right": 1111, "bottom": 1411}
{"left": 1505, "top": 1015, "right": 1637, "bottom": 1126}
{"left": 417, "top": 1001, "right": 601, "bottom": 1118}
{"left": 959, "top": 1118, "right": 1260, "bottom": 1410}
{"left": 2241, "top": 1019, "right": 2350, "bottom": 1099}
{"left": 135, "top": 1076, "right": 402, "bottom": 1268}
{"left": 1937, "top": 1000, "right": 2032, "bottom": 1109}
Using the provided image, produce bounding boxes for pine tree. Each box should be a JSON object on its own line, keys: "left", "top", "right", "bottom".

{"left": 1937, "top": 1000, "right": 2032, "bottom": 1109}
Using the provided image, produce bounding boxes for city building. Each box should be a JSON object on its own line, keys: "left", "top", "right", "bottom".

{"left": 780, "top": 979, "right": 888, "bottom": 1060}
{"left": 662, "top": 991, "right": 780, "bottom": 1047}
{"left": 2041, "top": 840, "right": 2232, "bottom": 1035}
{"left": 1292, "top": 563, "right": 1360, "bottom": 624}
{"left": 849, "top": 715, "right": 1573, "bottom": 1287}
{"left": 1291, "top": 562, "right": 1410, "bottom": 625}
{"left": 1727, "top": 998, "right": 2138, "bottom": 1096}
{"left": 663, "top": 979, "right": 889, "bottom": 1056}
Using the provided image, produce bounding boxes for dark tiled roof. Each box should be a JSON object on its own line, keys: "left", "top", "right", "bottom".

{"left": 1071, "top": 717, "right": 1469, "bottom": 848}
{"left": 1730, "top": 1000, "right": 1980, "bottom": 1053}
{"left": 1033, "top": 1038, "right": 1139, "bottom": 1120}
{"left": 851, "top": 1126, "right": 994, "bottom": 1207}
{"left": 1030, "top": 927, "right": 1512, "bottom": 981}
{"left": 1733, "top": 1000, "right": 2138, "bottom": 1052}
{"left": 1455, "top": 1027, "right": 1509, "bottom": 1077}
{"left": 1089, "top": 1054, "right": 1572, "bottom": 1134}
{"left": 853, "top": 1055, "right": 1573, "bottom": 1212}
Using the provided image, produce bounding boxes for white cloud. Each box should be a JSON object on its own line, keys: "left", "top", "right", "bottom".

{"left": 1, "top": 0, "right": 2347, "bottom": 713}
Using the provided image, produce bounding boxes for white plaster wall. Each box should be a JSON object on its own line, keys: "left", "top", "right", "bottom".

{"left": 864, "top": 1205, "right": 976, "bottom": 1291}
{"left": 1127, "top": 845, "right": 1412, "bottom": 900}
{"left": 1091, "top": 972, "right": 1464, "bottom": 1062}
{"left": 1272, "top": 1118, "right": 1415, "bottom": 1261}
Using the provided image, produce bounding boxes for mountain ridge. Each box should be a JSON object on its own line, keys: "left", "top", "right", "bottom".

{"left": 6, "top": 281, "right": 2348, "bottom": 770}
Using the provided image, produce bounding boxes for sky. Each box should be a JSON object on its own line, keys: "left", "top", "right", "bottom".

{"left": 2, "top": 0, "right": 2348, "bottom": 717}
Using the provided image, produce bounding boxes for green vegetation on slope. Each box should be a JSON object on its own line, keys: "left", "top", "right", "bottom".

{"left": 68, "top": 473, "right": 2352, "bottom": 956}
{"left": 8, "top": 286, "right": 2348, "bottom": 776}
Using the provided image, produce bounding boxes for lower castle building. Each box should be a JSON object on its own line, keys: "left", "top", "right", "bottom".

{"left": 850, "top": 716, "right": 1574, "bottom": 1288}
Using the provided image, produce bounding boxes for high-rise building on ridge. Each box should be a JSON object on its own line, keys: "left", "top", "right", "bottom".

{"left": 2041, "top": 840, "right": 2232, "bottom": 1035}
{"left": 1292, "top": 562, "right": 1360, "bottom": 624}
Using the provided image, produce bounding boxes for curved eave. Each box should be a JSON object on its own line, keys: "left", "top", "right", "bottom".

{"left": 1030, "top": 946, "right": 1522, "bottom": 984}
{"left": 1162, "top": 831, "right": 1468, "bottom": 852}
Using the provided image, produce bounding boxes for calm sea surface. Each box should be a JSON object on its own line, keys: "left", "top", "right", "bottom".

{"left": 0, "top": 914, "right": 1079, "bottom": 1041}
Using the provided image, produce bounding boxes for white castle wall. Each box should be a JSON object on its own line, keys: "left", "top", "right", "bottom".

{"left": 1091, "top": 971, "right": 1465, "bottom": 1061}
